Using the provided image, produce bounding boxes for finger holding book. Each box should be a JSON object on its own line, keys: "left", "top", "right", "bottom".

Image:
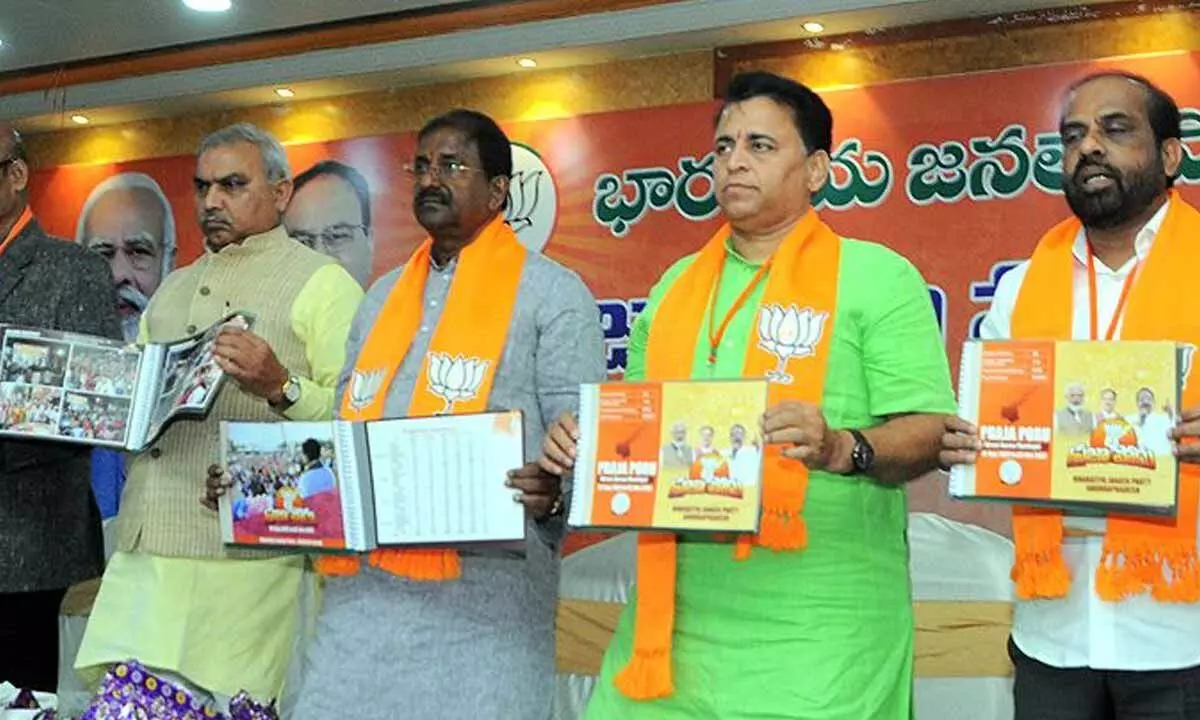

{"left": 212, "top": 328, "right": 289, "bottom": 402}
{"left": 1170, "top": 406, "right": 1200, "bottom": 463}
{"left": 538, "top": 411, "right": 579, "bottom": 476}
{"left": 506, "top": 462, "right": 564, "bottom": 519}
{"left": 200, "top": 463, "right": 232, "bottom": 511}
{"left": 938, "top": 415, "right": 980, "bottom": 469}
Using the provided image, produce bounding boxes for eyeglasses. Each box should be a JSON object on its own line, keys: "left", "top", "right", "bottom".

{"left": 402, "top": 158, "right": 480, "bottom": 183}
{"left": 290, "top": 224, "right": 367, "bottom": 252}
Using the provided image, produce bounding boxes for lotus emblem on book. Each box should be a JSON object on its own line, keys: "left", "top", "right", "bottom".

{"left": 347, "top": 369, "right": 386, "bottom": 411}
{"left": 756, "top": 304, "right": 828, "bottom": 384}
{"left": 427, "top": 352, "right": 489, "bottom": 414}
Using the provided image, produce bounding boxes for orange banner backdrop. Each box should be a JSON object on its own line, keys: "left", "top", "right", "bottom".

{"left": 26, "top": 50, "right": 1200, "bottom": 546}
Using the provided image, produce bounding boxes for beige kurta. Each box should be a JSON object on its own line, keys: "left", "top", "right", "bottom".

{"left": 76, "top": 226, "right": 362, "bottom": 704}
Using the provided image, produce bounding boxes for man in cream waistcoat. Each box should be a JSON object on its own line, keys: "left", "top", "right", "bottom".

{"left": 75, "top": 122, "right": 363, "bottom": 715}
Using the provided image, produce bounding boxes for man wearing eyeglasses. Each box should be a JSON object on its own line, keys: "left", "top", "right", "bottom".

{"left": 0, "top": 123, "right": 122, "bottom": 692}
{"left": 285, "top": 160, "right": 374, "bottom": 287}
{"left": 279, "top": 108, "right": 605, "bottom": 720}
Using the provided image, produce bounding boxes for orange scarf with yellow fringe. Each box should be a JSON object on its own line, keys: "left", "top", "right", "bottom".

{"left": 1010, "top": 190, "right": 1200, "bottom": 603}
{"left": 314, "top": 214, "right": 525, "bottom": 581}
{"left": 615, "top": 209, "right": 839, "bottom": 700}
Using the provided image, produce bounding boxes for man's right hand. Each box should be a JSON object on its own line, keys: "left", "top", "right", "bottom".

{"left": 201, "top": 464, "right": 232, "bottom": 511}
{"left": 539, "top": 412, "right": 580, "bottom": 476}
{"left": 938, "top": 415, "right": 980, "bottom": 471}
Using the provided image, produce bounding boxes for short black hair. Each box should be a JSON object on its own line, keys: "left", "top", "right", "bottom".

{"left": 301, "top": 438, "right": 321, "bottom": 462}
{"left": 418, "top": 109, "right": 513, "bottom": 181}
{"left": 719, "top": 71, "right": 833, "bottom": 154}
{"left": 293, "top": 160, "right": 372, "bottom": 230}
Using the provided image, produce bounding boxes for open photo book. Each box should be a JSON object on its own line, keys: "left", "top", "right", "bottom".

{"left": 0, "top": 311, "right": 252, "bottom": 453}
{"left": 950, "top": 339, "right": 1183, "bottom": 516}
{"left": 570, "top": 378, "right": 769, "bottom": 532}
{"left": 218, "top": 410, "right": 526, "bottom": 551}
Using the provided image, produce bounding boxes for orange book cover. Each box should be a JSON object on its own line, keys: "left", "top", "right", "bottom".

{"left": 950, "top": 340, "right": 1181, "bottom": 515}
{"left": 570, "top": 379, "right": 768, "bottom": 532}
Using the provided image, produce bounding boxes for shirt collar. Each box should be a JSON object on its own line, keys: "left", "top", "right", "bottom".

{"left": 1071, "top": 198, "right": 1169, "bottom": 270}
{"left": 205, "top": 224, "right": 289, "bottom": 257}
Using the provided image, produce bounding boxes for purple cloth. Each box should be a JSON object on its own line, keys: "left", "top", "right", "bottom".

{"left": 78, "top": 662, "right": 277, "bottom": 720}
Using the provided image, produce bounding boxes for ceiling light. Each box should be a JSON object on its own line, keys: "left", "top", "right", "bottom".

{"left": 517, "top": 58, "right": 537, "bottom": 69}
{"left": 70, "top": 114, "right": 89, "bottom": 125}
{"left": 802, "top": 21, "right": 825, "bottom": 33}
{"left": 183, "top": 0, "right": 232, "bottom": 12}
{"left": 274, "top": 87, "right": 295, "bottom": 98}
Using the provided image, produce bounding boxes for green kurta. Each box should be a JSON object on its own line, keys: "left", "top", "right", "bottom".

{"left": 585, "top": 236, "right": 956, "bottom": 720}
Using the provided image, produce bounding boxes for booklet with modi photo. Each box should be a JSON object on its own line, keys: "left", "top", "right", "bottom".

{"left": 950, "top": 339, "right": 1183, "bottom": 516}
{"left": 218, "top": 410, "right": 526, "bottom": 552}
{"left": 570, "top": 378, "right": 769, "bottom": 533}
{"left": 0, "top": 311, "right": 253, "bottom": 453}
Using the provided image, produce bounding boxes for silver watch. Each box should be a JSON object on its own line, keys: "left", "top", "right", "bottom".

{"left": 274, "top": 375, "right": 301, "bottom": 408}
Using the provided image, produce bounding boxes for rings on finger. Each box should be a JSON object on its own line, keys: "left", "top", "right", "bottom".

{"left": 548, "top": 493, "right": 565, "bottom": 517}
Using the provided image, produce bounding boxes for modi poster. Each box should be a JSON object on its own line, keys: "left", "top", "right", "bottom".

{"left": 27, "top": 49, "right": 1200, "bottom": 543}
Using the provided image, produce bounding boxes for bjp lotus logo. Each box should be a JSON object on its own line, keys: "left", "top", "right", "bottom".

{"left": 506, "top": 143, "right": 558, "bottom": 253}
{"left": 756, "top": 304, "right": 827, "bottom": 384}
{"left": 347, "top": 369, "right": 386, "bottom": 411}
{"left": 427, "top": 352, "right": 488, "bottom": 413}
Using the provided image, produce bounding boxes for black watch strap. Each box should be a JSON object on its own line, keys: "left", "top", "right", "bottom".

{"left": 848, "top": 429, "right": 875, "bottom": 473}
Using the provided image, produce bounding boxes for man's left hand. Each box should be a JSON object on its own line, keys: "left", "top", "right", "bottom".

{"left": 213, "top": 328, "right": 288, "bottom": 402}
{"left": 1171, "top": 407, "right": 1200, "bottom": 464}
{"left": 507, "top": 462, "right": 564, "bottom": 520}
{"left": 761, "top": 400, "right": 851, "bottom": 473}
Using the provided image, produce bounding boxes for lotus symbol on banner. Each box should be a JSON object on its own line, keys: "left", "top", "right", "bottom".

{"left": 506, "top": 168, "right": 543, "bottom": 234}
{"left": 348, "top": 369, "right": 386, "bottom": 411}
{"left": 756, "top": 304, "right": 828, "bottom": 384}
{"left": 427, "top": 352, "right": 489, "bottom": 414}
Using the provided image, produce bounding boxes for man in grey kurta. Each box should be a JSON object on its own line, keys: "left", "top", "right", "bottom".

{"left": 290, "top": 110, "right": 604, "bottom": 719}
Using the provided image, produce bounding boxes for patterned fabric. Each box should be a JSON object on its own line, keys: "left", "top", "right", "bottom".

{"left": 78, "top": 662, "right": 277, "bottom": 720}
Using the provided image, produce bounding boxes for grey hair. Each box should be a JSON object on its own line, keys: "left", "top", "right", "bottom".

{"left": 197, "top": 122, "right": 291, "bottom": 183}
{"left": 75, "top": 172, "right": 177, "bottom": 278}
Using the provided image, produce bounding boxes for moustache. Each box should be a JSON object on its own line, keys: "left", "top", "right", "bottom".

{"left": 415, "top": 188, "right": 451, "bottom": 206}
{"left": 202, "top": 213, "right": 232, "bottom": 227}
{"left": 1072, "top": 160, "right": 1122, "bottom": 186}
{"left": 117, "top": 283, "right": 149, "bottom": 312}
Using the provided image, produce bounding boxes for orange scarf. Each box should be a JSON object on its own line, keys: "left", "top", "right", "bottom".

{"left": 1010, "top": 190, "right": 1200, "bottom": 603}
{"left": 615, "top": 210, "right": 839, "bottom": 700}
{"left": 314, "top": 215, "right": 526, "bottom": 581}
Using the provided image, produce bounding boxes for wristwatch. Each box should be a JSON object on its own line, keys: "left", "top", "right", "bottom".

{"left": 847, "top": 429, "right": 875, "bottom": 474}
{"left": 271, "top": 375, "right": 301, "bottom": 410}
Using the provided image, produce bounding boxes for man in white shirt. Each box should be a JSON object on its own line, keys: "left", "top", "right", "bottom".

{"left": 941, "top": 72, "right": 1200, "bottom": 719}
{"left": 1128, "top": 387, "right": 1174, "bottom": 455}
{"left": 1096, "top": 387, "right": 1120, "bottom": 422}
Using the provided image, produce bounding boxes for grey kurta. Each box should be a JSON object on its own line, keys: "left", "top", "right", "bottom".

{"left": 292, "top": 248, "right": 605, "bottom": 720}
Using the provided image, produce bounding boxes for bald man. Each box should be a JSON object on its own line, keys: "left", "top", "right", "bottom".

{"left": 0, "top": 124, "right": 121, "bottom": 691}
{"left": 76, "top": 173, "right": 177, "bottom": 342}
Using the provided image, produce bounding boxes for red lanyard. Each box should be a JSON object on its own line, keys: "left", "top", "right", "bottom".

{"left": 706, "top": 256, "right": 772, "bottom": 364}
{"left": 1086, "top": 243, "right": 1139, "bottom": 341}
{"left": 0, "top": 206, "right": 32, "bottom": 259}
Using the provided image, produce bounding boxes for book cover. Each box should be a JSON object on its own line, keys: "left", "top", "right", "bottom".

{"left": 572, "top": 378, "right": 768, "bottom": 532}
{"left": 222, "top": 421, "right": 349, "bottom": 549}
{"left": 951, "top": 339, "right": 1180, "bottom": 515}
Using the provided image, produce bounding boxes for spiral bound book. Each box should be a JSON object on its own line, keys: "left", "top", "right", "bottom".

{"left": 569, "top": 378, "right": 768, "bottom": 532}
{"left": 219, "top": 410, "right": 526, "bottom": 551}
{"left": 950, "top": 339, "right": 1182, "bottom": 516}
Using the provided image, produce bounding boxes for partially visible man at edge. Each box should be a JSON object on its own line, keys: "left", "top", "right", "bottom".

{"left": 74, "top": 122, "right": 363, "bottom": 715}
{"left": 279, "top": 109, "right": 605, "bottom": 719}
{"left": 941, "top": 72, "right": 1200, "bottom": 720}
{"left": 541, "top": 71, "right": 955, "bottom": 719}
{"left": 76, "top": 171, "right": 179, "bottom": 521}
{"left": 0, "top": 124, "right": 121, "bottom": 692}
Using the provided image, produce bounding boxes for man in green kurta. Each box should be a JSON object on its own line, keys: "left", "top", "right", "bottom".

{"left": 541, "top": 71, "right": 955, "bottom": 718}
